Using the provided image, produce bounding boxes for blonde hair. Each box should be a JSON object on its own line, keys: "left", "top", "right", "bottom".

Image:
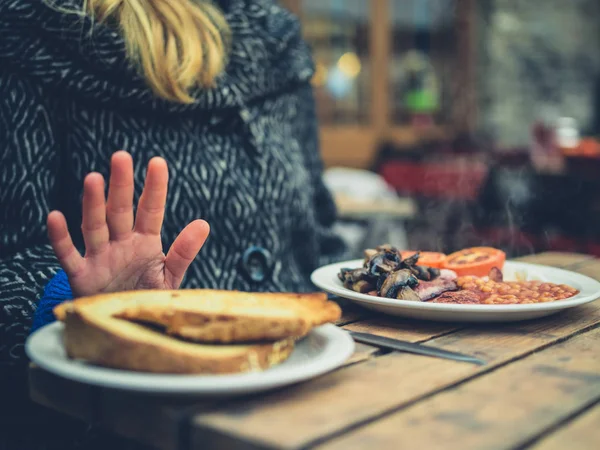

{"left": 72, "top": 1, "right": 230, "bottom": 103}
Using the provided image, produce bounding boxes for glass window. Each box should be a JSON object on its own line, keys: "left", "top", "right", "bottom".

{"left": 302, "top": 0, "right": 371, "bottom": 124}
{"left": 389, "top": 0, "right": 458, "bottom": 126}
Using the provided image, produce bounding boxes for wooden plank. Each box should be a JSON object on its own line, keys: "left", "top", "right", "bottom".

{"left": 319, "top": 327, "right": 600, "bottom": 450}
{"left": 191, "top": 355, "right": 471, "bottom": 450}
{"left": 528, "top": 403, "right": 600, "bottom": 450}
{"left": 96, "top": 338, "right": 377, "bottom": 449}
{"left": 28, "top": 364, "right": 96, "bottom": 423}
{"left": 336, "top": 312, "right": 364, "bottom": 326}
{"left": 344, "top": 317, "right": 459, "bottom": 342}
{"left": 29, "top": 364, "right": 218, "bottom": 450}
{"left": 97, "top": 391, "right": 212, "bottom": 450}
{"left": 370, "top": 0, "right": 389, "bottom": 133}
{"left": 333, "top": 297, "right": 372, "bottom": 326}
{"left": 343, "top": 342, "right": 379, "bottom": 366}
{"left": 417, "top": 300, "right": 600, "bottom": 363}
{"left": 187, "top": 300, "right": 600, "bottom": 450}
{"left": 91, "top": 342, "right": 377, "bottom": 450}
{"left": 319, "top": 127, "right": 377, "bottom": 169}
{"left": 567, "top": 259, "right": 600, "bottom": 281}
{"left": 513, "top": 252, "right": 596, "bottom": 269}
{"left": 334, "top": 194, "right": 416, "bottom": 219}
{"left": 335, "top": 309, "right": 365, "bottom": 326}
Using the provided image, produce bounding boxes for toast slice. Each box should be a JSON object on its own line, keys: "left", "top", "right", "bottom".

{"left": 60, "top": 296, "right": 295, "bottom": 374}
{"left": 54, "top": 289, "right": 341, "bottom": 343}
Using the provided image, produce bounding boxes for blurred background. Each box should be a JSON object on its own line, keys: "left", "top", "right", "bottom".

{"left": 281, "top": 0, "right": 600, "bottom": 259}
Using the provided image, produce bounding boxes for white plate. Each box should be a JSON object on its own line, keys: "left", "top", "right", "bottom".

{"left": 311, "top": 259, "right": 600, "bottom": 322}
{"left": 26, "top": 322, "right": 354, "bottom": 396}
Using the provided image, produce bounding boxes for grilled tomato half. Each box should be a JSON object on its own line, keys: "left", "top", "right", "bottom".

{"left": 400, "top": 251, "right": 447, "bottom": 269}
{"left": 443, "top": 247, "right": 506, "bottom": 277}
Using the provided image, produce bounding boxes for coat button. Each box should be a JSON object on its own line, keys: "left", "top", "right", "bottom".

{"left": 239, "top": 246, "right": 273, "bottom": 283}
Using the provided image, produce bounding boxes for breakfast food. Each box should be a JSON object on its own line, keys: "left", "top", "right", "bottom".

{"left": 54, "top": 290, "right": 340, "bottom": 374}
{"left": 400, "top": 251, "right": 446, "bottom": 268}
{"left": 442, "top": 247, "right": 506, "bottom": 277}
{"left": 413, "top": 270, "right": 459, "bottom": 301}
{"left": 430, "top": 290, "right": 482, "bottom": 304}
{"left": 338, "top": 244, "right": 457, "bottom": 301}
{"left": 114, "top": 290, "right": 340, "bottom": 343}
{"left": 445, "top": 275, "right": 578, "bottom": 304}
{"left": 61, "top": 299, "right": 294, "bottom": 374}
{"left": 338, "top": 244, "right": 579, "bottom": 305}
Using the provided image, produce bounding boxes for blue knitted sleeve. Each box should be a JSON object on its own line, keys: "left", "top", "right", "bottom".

{"left": 30, "top": 269, "right": 73, "bottom": 333}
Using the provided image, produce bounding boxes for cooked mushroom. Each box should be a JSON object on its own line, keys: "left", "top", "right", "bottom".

{"left": 352, "top": 280, "right": 376, "bottom": 293}
{"left": 428, "top": 267, "right": 441, "bottom": 279}
{"left": 338, "top": 268, "right": 354, "bottom": 284}
{"left": 395, "top": 252, "right": 441, "bottom": 281}
{"left": 376, "top": 272, "right": 388, "bottom": 292}
{"left": 401, "top": 251, "right": 420, "bottom": 268}
{"left": 410, "top": 265, "right": 432, "bottom": 281}
{"left": 365, "top": 250, "right": 401, "bottom": 277}
{"left": 364, "top": 248, "right": 378, "bottom": 261}
{"left": 338, "top": 268, "right": 375, "bottom": 293}
{"left": 376, "top": 243, "right": 398, "bottom": 253}
{"left": 395, "top": 286, "right": 421, "bottom": 301}
{"left": 343, "top": 244, "right": 444, "bottom": 297}
{"left": 338, "top": 268, "right": 352, "bottom": 281}
{"left": 338, "top": 267, "right": 360, "bottom": 285}
{"left": 379, "top": 269, "right": 420, "bottom": 300}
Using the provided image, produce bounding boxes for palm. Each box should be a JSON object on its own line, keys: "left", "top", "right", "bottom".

{"left": 47, "top": 152, "right": 210, "bottom": 298}
{"left": 73, "top": 234, "right": 166, "bottom": 296}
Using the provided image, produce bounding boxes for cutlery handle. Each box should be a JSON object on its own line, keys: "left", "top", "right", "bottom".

{"left": 349, "top": 331, "right": 486, "bottom": 366}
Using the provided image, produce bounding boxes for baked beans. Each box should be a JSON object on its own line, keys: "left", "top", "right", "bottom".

{"left": 455, "top": 276, "right": 579, "bottom": 304}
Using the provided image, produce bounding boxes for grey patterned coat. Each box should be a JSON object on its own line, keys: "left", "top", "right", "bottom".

{"left": 0, "top": 0, "right": 346, "bottom": 369}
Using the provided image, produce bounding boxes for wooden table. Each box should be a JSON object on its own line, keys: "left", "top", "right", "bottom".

{"left": 334, "top": 193, "right": 416, "bottom": 219}
{"left": 29, "top": 252, "right": 600, "bottom": 450}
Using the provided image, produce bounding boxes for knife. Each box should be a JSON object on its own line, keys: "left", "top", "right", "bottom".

{"left": 348, "top": 331, "right": 486, "bottom": 366}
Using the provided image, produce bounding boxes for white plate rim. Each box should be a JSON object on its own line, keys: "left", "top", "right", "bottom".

{"left": 26, "top": 322, "right": 355, "bottom": 395}
{"left": 311, "top": 259, "right": 600, "bottom": 314}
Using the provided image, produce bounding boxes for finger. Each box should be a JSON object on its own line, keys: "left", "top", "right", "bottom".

{"left": 106, "top": 151, "right": 134, "bottom": 240}
{"left": 164, "top": 220, "right": 210, "bottom": 288}
{"left": 134, "top": 157, "right": 168, "bottom": 236}
{"left": 47, "top": 211, "right": 85, "bottom": 277}
{"left": 81, "top": 172, "right": 110, "bottom": 255}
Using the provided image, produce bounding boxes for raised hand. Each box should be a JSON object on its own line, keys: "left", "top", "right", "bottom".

{"left": 47, "top": 151, "right": 210, "bottom": 297}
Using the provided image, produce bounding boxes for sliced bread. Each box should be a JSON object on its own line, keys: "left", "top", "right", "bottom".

{"left": 60, "top": 296, "right": 295, "bottom": 374}
{"left": 55, "top": 289, "right": 341, "bottom": 343}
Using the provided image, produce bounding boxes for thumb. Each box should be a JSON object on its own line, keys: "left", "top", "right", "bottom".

{"left": 164, "top": 220, "right": 210, "bottom": 288}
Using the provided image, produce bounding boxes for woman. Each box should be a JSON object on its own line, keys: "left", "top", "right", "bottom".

{"left": 0, "top": 0, "right": 345, "bottom": 444}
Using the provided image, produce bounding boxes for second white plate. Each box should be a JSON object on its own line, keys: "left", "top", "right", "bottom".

{"left": 311, "top": 259, "right": 600, "bottom": 322}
